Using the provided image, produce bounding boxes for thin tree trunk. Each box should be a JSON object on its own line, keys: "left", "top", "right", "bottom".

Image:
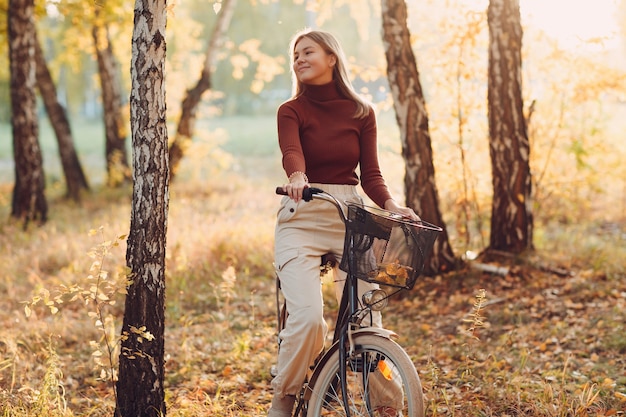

{"left": 169, "top": 0, "right": 237, "bottom": 179}
{"left": 115, "top": 0, "right": 168, "bottom": 415}
{"left": 9, "top": 0, "right": 47, "bottom": 228}
{"left": 487, "top": 0, "right": 533, "bottom": 253}
{"left": 93, "top": 11, "right": 130, "bottom": 187}
{"left": 381, "top": 0, "right": 457, "bottom": 274}
{"left": 34, "top": 36, "right": 90, "bottom": 201}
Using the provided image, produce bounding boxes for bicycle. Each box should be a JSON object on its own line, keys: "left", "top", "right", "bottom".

{"left": 273, "top": 186, "right": 442, "bottom": 417}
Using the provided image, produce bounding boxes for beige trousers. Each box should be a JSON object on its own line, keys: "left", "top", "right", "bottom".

{"left": 272, "top": 184, "right": 384, "bottom": 399}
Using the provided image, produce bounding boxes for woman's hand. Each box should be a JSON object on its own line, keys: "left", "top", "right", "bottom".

{"left": 384, "top": 199, "right": 421, "bottom": 222}
{"left": 282, "top": 171, "right": 309, "bottom": 202}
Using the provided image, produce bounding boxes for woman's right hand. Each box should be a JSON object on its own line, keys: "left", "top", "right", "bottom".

{"left": 282, "top": 172, "right": 309, "bottom": 202}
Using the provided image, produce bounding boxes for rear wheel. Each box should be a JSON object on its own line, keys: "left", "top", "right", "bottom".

{"left": 307, "top": 334, "right": 424, "bottom": 416}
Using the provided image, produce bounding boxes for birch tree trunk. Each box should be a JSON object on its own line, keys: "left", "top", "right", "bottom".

{"left": 115, "top": 0, "right": 168, "bottom": 415}
{"left": 168, "top": 0, "right": 237, "bottom": 179}
{"left": 93, "top": 9, "right": 131, "bottom": 187}
{"left": 381, "top": 0, "right": 456, "bottom": 274}
{"left": 34, "top": 36, "right": 90, "bottom": 201}
{"left": 9, "top": 0, "right": 47, "bottom": 228}
{"left": 487, "top": 0, "right": 533, "bottom": 253}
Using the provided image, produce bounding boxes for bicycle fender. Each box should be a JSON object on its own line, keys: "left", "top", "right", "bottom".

{"left": 351, "top": 327, "right": 397, "bottom": 339}
{"left": 302, "top": 328, "right": 398, "bottom": 400}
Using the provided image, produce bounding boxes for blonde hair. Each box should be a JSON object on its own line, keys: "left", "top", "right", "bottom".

{"left": 289, "top": 29, "right": 371, "bottom": 119}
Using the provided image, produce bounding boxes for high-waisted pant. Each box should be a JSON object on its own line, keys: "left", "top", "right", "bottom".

{"left": 271, "top": 183, "right": 383, "bottom": 398}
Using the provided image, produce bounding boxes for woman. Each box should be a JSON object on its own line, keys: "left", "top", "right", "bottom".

{"left": 269, "top": 29, "right": 419, "bottom": 417}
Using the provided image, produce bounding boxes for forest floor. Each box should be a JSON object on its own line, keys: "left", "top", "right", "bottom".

{"left": 0, "top": 164, "right": 625, "bottom": 416}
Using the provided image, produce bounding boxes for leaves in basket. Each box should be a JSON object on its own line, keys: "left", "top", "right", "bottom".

{"left": 369, "top": 260, "right": 412, "bottom": 287}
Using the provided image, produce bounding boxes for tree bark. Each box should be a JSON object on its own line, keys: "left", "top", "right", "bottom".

{"left": 168, "top": 0, "right": 237, "bottom": 180}
{"left": 9, "top": 0, "right": 47, "bottom": 228}
{"left": 381, "top": 0, "right": 457, "bottom": 274}
{"left": 34, "top": 36, "right": 90, "bottom": 202}
{"left": 115, "top": 0, "right": 169, "bottom": 416}
{"left": 93, "top": 10, "right": 131, "bottom": 187}
{"left": 487, "top": 0, "right": 533, "bottom": 253}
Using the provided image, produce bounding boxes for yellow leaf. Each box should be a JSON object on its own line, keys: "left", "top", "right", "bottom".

{"left": 601, "top": 378, "right": 615, "bottom": 388}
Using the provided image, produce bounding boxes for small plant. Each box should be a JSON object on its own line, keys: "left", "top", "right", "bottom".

{"left": 216, "top": 265, "right": 237, "bottom": 311}
{"left": 460, "top": 288, "right": 487, "bottom": 379}
{"left": 425, "top": 344, "right": 455, "bottom": 416}
{"left": 465, "top": 288, "right": 487, "bottom": 340}
{"left": 23, "top": 227, "right": 130, "bottom": 409}
{"left": 30, "top": 338, "right": 69, "bottom": 417}
{"left": 570, "top": 382, "right": 601, "bottom": 416}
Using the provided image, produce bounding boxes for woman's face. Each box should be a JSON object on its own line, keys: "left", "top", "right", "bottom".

{"left": 293, "top": 37, "right": 336, "bottom": 86}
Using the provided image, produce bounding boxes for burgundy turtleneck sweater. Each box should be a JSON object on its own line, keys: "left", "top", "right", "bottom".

{"left": 277, "top": 81, "right": 392, "bottom": 208}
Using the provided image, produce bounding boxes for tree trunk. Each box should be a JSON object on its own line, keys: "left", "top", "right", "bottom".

{"left": 9, "top": 0, "right": 47, "bottom": 228}
{"left": 381, "top": 0, "right": 456, "bottom": 274}
{"left": 34, "top": 35, "right": 90, "bottom": 202}
{"left": 487, "top": 0, "right": 533, "bottom": 253}
{"left": 93, "top": 12, "right": 131, "bottom": 187}
{"left": 115, "top": 0, "right": 168, "bottom": 416}
{"left": 169, "top": 0, "right": 237, "bottom": 180}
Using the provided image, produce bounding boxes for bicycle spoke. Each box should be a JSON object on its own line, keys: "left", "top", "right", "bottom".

{"left": 307, "top": 335, "right": 424, "bottom": 417}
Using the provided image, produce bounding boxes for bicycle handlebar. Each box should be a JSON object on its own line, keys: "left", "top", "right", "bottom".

{"left": 275, "top": 186, "right": 325, "bottom": 202}
{"left": 275, "top": 185, "right": 436, "bottom": 228}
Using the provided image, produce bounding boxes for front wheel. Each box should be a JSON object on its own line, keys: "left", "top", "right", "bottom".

{"left": 307, "top": 334, "right": 424, "bottom": 417}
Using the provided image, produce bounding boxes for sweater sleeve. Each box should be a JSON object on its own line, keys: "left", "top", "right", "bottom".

{"left": 277, "top": 102, "right": 306, "bottom": 178}
{"left": 359, "top": 109, "right": 393, "bottom": 208}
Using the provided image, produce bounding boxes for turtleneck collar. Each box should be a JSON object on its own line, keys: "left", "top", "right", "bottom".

{"left": 302, "top": 80, "right": 343, "bottom": 101}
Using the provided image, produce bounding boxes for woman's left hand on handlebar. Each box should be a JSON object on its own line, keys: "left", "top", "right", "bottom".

{"left": 384, "top": 199, "right": 421, "bottom": 222}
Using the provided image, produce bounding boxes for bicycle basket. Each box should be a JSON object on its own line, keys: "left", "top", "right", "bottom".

{"left": 339, "top": 204, "right": 442, "bottom": 290}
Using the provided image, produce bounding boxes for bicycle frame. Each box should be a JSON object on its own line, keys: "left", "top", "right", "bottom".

{"left": 276, "top": 187, "right": 403, "bottom": 416}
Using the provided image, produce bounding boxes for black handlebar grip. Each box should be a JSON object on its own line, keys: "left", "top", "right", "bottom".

{"left": 275, "top": 186, "right": 324, "bottom": 201}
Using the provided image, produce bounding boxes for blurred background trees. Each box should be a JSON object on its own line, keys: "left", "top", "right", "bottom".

{"left": 487, "top": 0, "right": 532, "bottom": 253}
{"left": 7, "top": 0, "right": 47, "bottom": 226}
{"left": 1, "top": 0, "right": 625, "bottom": 256}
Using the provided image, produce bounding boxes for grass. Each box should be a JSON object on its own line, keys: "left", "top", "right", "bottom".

{"left": 0, "top": 115, "right": 625, "bottom": 416}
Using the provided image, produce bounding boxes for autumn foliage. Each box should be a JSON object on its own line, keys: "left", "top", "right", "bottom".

{"left": 0, "top": 162, "right": 624, "bottom": 416}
